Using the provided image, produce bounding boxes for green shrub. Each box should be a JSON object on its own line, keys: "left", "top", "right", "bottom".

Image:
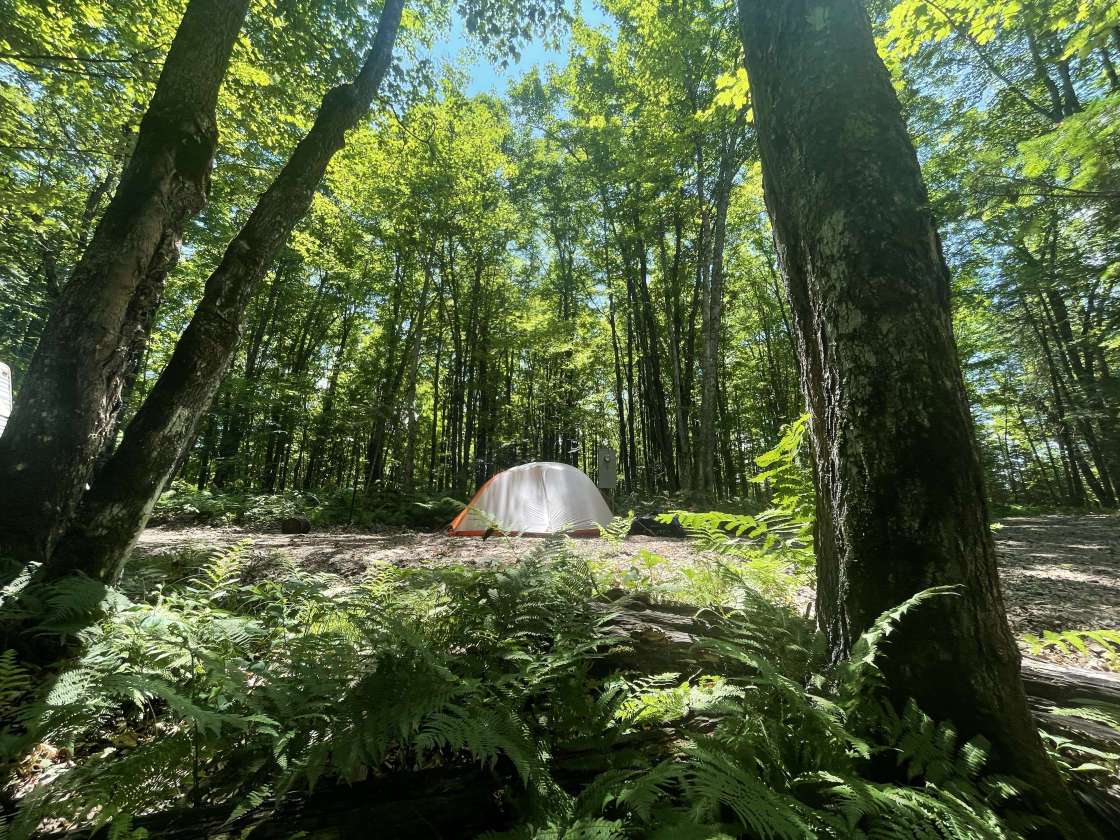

{"left": 150, "top": 481, "right": 466, "bottom": 530}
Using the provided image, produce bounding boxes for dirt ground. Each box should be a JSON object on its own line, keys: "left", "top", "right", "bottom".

{"left": 134, "top": 525, "right": 700, "bottom": 578}
{"left": 134, "top": 513, "right": 1120, "bottom": 666}
{"left": 993, "top": 515, "right": 1120, "bottom": 633}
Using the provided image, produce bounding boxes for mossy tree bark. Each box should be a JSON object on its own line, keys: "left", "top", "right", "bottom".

{"left": 44, "top": 0, "right": 407, "bottom": 583}
{"left": 736, "top": 1, "right": 1097, "bottom": 836}
{"left": 0, "top": 0, "right": 250, "bottom": 564}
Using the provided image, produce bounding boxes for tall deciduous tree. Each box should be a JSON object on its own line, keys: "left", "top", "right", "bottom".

{"left": 736, "top": 0, "right": 1096, "bottom": 835}
{"left": 0, "top": 0, "right": 251, "bottom": 563}
{"left": 46, "top": 0, "right": 408, "bottom": 582}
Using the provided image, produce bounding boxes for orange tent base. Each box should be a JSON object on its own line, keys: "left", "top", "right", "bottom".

{"left": 449, "top": 528, "right": 602, "bottom": 538}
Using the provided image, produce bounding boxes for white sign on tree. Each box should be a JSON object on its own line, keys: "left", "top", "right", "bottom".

{"left": 0, "top": 362, "right": 11, "bottom": 437}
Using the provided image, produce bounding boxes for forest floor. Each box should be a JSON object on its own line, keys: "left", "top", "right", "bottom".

{"left": 134, "top": 512, "right": 1120, "bottom": 670}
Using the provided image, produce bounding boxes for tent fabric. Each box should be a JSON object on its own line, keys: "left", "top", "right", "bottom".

{"left": 449, "top": 461, "right": 614, "bottom": 536}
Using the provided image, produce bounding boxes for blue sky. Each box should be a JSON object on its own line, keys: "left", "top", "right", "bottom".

{"left": 425, "top": 1, "right": 615, "bottom": 96}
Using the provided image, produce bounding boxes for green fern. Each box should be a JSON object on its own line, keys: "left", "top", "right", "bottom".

{"left": 600, "top": 515, "right": 635, "bottom": 546}
{"left": 8, "top": 539, "right": 620, "bottom": 838}
{"left": 0, "top": 648, "right": 29, "bottom": 712}
{"left": 1022, "top": 628, "right": 1120, "bottom": 669}
{"left": 6, "top": 539, "right": 1097, "bottom": 840}
{"left": 196, "top": 539, "right": 252, "bottom": 598}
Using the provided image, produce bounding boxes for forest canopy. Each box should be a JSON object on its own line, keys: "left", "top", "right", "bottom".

{"left": 1, "top": 0, "right": 1119, "bottom": 837}
{"left": 0, "top": 0, "right": 1116, "bottom": 512}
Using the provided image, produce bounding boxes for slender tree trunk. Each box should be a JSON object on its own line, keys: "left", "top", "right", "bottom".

{"left": 305, "top": 310, "right": 353, "bottom": 490}
{"left": 366, "top": 263, "right": 412, "bottom": 489}
{"left": 630, "top": 227, "right": 676, "bottom": 489}
{"left": 716, "top": 377, "right": 737, "bottom": 497}
{"left": 626, "top": 312, "right": 638, "bottom": 492}
{"left": 429, "top": 299, "right": 444, "bottom": 488}
{"left": 1028, "top": 31, "right": 1065, "bottom": 121}
{"left": 1055, "top": 57, "right": 1081, "bottom": 115}
{"left": 1039, "top": 286, "right": 1120, "bottom": 500}
{"left": 473, "top": 327, "right": 490, "bottom": 486}
{"left": 661, "top": 214, "right": 692, "bottom": 488}
{"left": 0, "top": 0, "right": 250, "bottom": 563}
{"left": 737, "top": 1, "right": 1096, "bottom": 835}
{"left": 1100, "top": 46, "right": 1119, "bottom": 91}
{"left": 608, "top": 294, "right": 631, "bottom": 496}
{"left": 1022, "top": 295, "right": 1087, "bottom": 505}
{"left": 402, "top": 264, "right": 433, "bottom": 491}
{"left": 1018, "top": 405, "right": 1059, "bottom": 504}
{"left": 213, "top": 266, "right": 283, "bottom": 487}
{"left": 194, "top": 413, "right": 218, "bottom": 491}
{"left": 696, "top": 128, "right": 742, "bottom": 496}
{"left": 44, "top": 0, "right": 406, "bottom": 582}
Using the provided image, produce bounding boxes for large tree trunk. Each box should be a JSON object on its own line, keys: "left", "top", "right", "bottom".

{"left": 44, "top": 0, "right": 407, "bottom": 584}
{"left": 736, "top": 1, "right": 1097, "bottom": 836}
{"left": 0, "top": 0, "right": 250, "bottom": 564}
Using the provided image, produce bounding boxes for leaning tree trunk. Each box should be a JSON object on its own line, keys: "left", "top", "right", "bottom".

{"left": 44, "top": 0, "right": 407, "bottom": 583}
{"left": 736, "top": 1, "right": 1097, "bottom": 836}
{"left": 0, "top": 0, "right": 250, "bottom": 564}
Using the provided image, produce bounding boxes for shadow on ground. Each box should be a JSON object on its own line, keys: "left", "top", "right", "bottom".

{"left": 134, "top": 514, "right": 1120, "bottom": 662}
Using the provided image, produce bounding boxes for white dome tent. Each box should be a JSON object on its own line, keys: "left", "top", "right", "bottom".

{"left": 449, "top": 461, "right": 614, "bottom": 537}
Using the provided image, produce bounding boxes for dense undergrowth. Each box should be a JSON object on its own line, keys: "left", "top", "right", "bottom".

{"left": 3, "top": 418, "right": 1117, "bottom": 838}
{"left": 3, "top": 530, "right": 1116, "bottom": 839}
{"left": 150, "top": 483, "right": 467, "bottom": 530}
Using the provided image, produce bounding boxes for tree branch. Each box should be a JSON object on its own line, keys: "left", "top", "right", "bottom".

{"left": 923, "top": 0, "right": 1058, "bottom": 122}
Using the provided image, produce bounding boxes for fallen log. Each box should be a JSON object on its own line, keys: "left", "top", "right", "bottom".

{"left": 599, "top": 594, "right": 1120, "bottom": 718}
{"left": 1020, "top": 657, "right": 1120, "bottom": 708}
{"left": 593, "top": 591, "right": 721, "bottom": 675}
{"left": 1016, "top": 659, "right": 1120, "bottom": 831}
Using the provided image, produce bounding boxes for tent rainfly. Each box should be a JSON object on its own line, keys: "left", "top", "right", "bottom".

{"left": 449, "top": 461, "right": 614, "bottom": 537}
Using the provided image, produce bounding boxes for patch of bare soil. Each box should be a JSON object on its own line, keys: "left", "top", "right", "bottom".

{"left": 134, "top": 526, "right": 697, "bottom": 578}
{"left": 134, "top": 514, "right": 1120, "bottom": 667}
{"left": 993, "top": 515, "right": 1120, "bottom": 670}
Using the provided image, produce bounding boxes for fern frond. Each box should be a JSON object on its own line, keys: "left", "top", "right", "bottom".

{"left": 1022, "top": 628, "right": 1120, "bottom": 668}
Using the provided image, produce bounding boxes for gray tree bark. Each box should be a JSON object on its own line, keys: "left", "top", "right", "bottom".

{"left": 736, "top": 1, "right": 1097, "bottom": 836}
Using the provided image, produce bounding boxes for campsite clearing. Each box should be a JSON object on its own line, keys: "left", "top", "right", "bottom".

{"left": 135, "top": 513, "right": 1120, "bottom": 670}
